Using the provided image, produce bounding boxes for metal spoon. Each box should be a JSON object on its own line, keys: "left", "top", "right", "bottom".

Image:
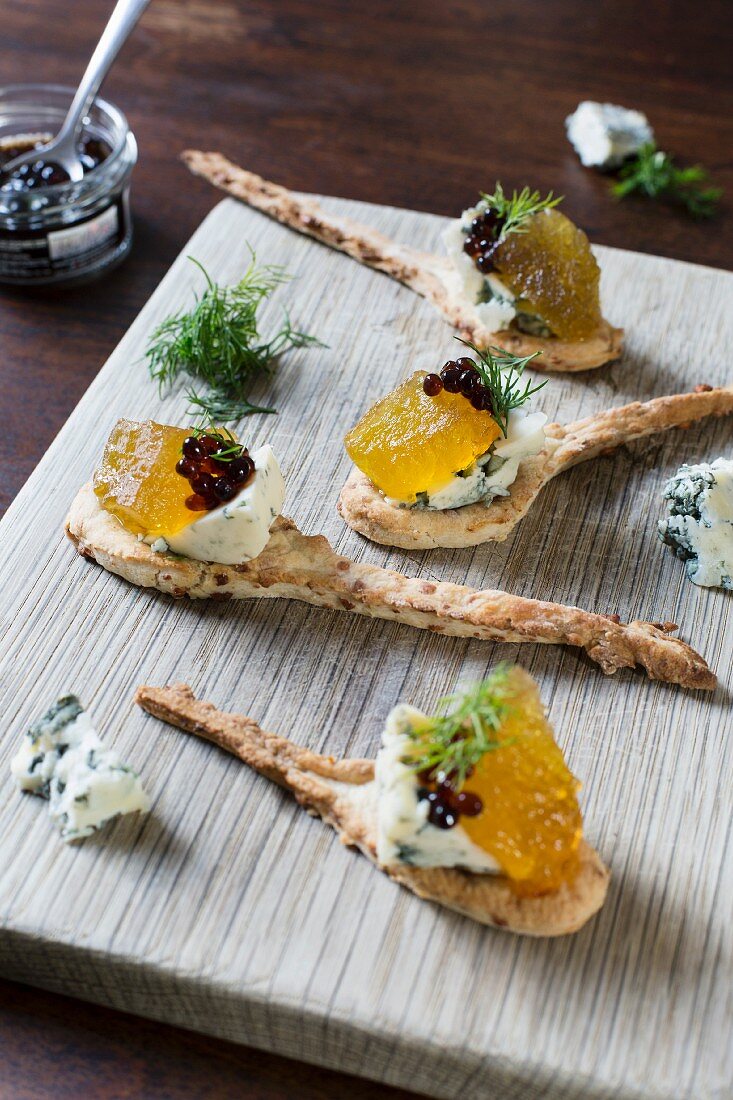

{"left": 1, "top": 0, "right": 151, "bottom": 183}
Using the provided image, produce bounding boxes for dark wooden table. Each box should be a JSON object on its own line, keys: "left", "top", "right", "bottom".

{"left": 1, "top": 0, "right": 731, "bottom": 1095}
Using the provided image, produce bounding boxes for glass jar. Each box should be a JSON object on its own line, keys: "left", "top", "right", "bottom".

{"left": 0, "top": 84, "right": 137, "bottom": 287}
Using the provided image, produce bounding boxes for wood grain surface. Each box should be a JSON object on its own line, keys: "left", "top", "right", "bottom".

{"left": 0, "top": 1, "right": 731, "bottom": 1096}
{"left": 0, "top": 195, "right": 731, "bottom": 1100}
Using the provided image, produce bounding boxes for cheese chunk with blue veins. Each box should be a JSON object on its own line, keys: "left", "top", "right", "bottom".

{"left": 658, "top": 458, "right": 733, "bottom": 589}
{"left": 160, "top": 444, "right": 285, "bottom": 564}
{"left": 375, "top": 704, "right": 499, "bottom": 873}
{"left": 565, "top": 101, "right": 653, "bottom": 168}
{"left": 11, "top": 695, "right": 150, "bottom": 842}
{"left": 404, "top": 408, "right": 548, "bottom": 511}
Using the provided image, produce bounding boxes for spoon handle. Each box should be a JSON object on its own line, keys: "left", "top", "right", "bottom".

{"left": 56, "top": 0, "right": 152, "bottom": 146}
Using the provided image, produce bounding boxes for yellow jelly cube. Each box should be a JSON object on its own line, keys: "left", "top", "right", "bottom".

{"left": 344, "top": 372, "right": 501, "bottom": 502}
{"left": 460, "top": 667, "right": 582, "bottom": 893}
{"left": 93, "top": 419, "right": 194, "bottom": 538}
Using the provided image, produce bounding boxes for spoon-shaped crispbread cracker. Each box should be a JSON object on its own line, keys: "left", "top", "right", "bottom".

{"left": 135, "top": 682, "right": 610, "bottom": 936}
{"left": 66, "top": 484, "right": 715, "bottom": 689}
{"left": 339, "top": 384, "right": 733, "bottom": 549}
{"left": 181, "top": 151, "right": 623, "bottom": 373}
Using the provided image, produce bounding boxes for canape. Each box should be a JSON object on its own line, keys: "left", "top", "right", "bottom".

{"left": 182, "top": 152, "right": 623, "bottom": 372}
{"left": 136, "top": 670, "right": 610, "bottom": 936}
{"left": 339, "top": 357, "right": 733, "bottom": 551}
{"left": 64, "top": 418, "right": 715, "bottom": 688}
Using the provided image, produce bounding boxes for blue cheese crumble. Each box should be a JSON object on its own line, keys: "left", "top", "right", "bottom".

{"left": 565, "top": 101, "right": 653, "bottom": 169}
{"left": 11, "top": 696, "right": 150, "bottom": 841}
{"left": 658, "top": 459, "right": 733, "bottom": 589}
{"left": 387, "top": 406, "right": 547, "bottom": 511}
{"left": 375, "top": 704, "right": 499, "bottom": 873}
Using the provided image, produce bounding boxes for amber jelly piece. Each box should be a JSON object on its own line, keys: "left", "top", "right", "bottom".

{"left": 344, "top": 371, "right": 501, "bottom": 502}
{"left": 493, "top": 208, "right": 603, "bottom": 341}
{"left": 459, "top": 667, "right": 583, "bottom": 894}
{"left": 94, "top": 419, "right": 195, "bottom": 538}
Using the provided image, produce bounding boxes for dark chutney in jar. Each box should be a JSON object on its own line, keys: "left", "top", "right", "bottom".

{"left": 0, "top": 133, "right": 112, "bottom": 191}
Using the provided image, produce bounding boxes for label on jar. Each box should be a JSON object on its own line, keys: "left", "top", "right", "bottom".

{"left": 48, "top": 204, "right": 119, "bottom": 260}
{"left": 0, "top": 196, "right": 128, "bottom": 282}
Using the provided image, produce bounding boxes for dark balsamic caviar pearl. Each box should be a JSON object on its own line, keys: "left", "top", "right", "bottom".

{"left": 454, "top": 790, "right": 483, "bottom": 817}
{"left": 200, "top": 435, "right": 221, "bottom": 455}
{"left": 455, "top": 357, "right": 476, "bottom": 372}
{"left": 459, "top": 369, "right": 479, "bottom": 396}
{"left": 191, "top": 472, "right": 216, "bottom": 496}
{"left": 176, "top": 457, "right": 198, "bottom": 479}
{"left": 416, "top": 786, "right": 430, "bottom": 802}
{"left": 230, "top": 456, "right": 254, "bottom": 484}
{"left": 182, "top": 436, "right": 205, "bottom": 461}
{"left": 481, "top": 391, "right": 495, "bottom": 414}
{"left": 442, "top": 366, "right": 462, "bottom": 393}
{"left": 423, "top": 373, "right": 444, "bottom": 396}
{"left": 463, "top": 235, "right": 482, "bottom": 257}
{"left": 185, "top": 493, "right": 210, "bottom": 511}
{"left": 200, "top": 456, "right": 221, "bottom": 476}
{"left": 470, "top": 390, "right": 486, "bottom": 410}
{"left": 213, "top": 477, "right": 237, "bottom": 502}
{"left": 427, "top": 800, "right": 457, "bottom": 830}
{"left": 476, "top": 252, "right": 497, "bottom": 273}
{"left": 440, "top": 359, "right": 458, "bottom": 377}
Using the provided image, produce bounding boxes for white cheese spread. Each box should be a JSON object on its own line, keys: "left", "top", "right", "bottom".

{"left": 11, "top": 696, "right": 149, "bottom": 842}
{"left": 155, "top": 444, "right": 285, "bottom": 565}
{"left": 658, "top": 458, "right": 733, "bottom": 589}
{"left": 565, "top": 101, "right": 653, "bottom": 168}
{"left": 442, "top": 206, "right": 518, "bottom": 333}
{"left": 387, "top": 406, "right": 547, "bottom": 511}
{"left": 375, "top": 703, "right": 499, "bottom": 873}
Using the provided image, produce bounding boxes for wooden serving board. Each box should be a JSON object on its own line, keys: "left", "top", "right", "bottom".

{"left": 0, "top": 196, "right": 731, "bottom": 1100}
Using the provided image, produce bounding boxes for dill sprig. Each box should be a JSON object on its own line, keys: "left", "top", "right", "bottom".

{"left": 145, "top": 255, "right": 323, "bottom": 423}
{"left": 611, "top": 144, "right": 722, "bottom": 219}
{"left": 188, "top": 424, "right": 242, "bottom": 461}
{"left": 186, "top": 389, "right": 275, "bottom": 420}
{"left": 457, "top": 337, "right": 547, "bottom": 436}
{"left": 480, "top": 183, "right": 562, "bottom": 239}
{"left": 402, "top": 666, "right": 514, "bottom": 788}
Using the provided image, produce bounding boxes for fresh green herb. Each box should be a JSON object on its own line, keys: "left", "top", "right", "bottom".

{"left": 186, "top": 389, "right": 275, "bottom": 421}
{"left": 457, "top": 337, "right": 547, "bottom": 437}
{"left": 188, "top": 424, "right": 242, "bottom": 461}
{"left": 402, "top": 666, "right": 514, "bottom": 788}
{"left": 145, "top": 255, "right": 323, "bottom": 423}
{"left": 480, "top": 183, "right": 562, "bottom": 239}
{"left": 611, "top": 144, "right": 722, "bottom": 219}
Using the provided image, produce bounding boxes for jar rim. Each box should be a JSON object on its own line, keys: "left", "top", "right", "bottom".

{"left": 0, "top": 83, "right": 135, "bottom": 205}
